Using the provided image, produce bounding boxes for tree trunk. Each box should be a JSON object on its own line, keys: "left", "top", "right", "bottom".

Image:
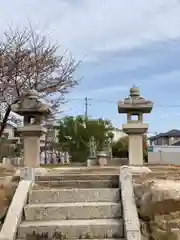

{"left": 0, "top": 105, "right": 11, "bottom": 138}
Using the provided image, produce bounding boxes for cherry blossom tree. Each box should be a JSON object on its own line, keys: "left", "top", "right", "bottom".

{"left": 0, "top": 26, "right": 80, "bottom": 137}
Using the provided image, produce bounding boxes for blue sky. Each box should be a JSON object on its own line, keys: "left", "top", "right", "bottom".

{"left": 1, "top": 0, "right": 180, "bottom": 135}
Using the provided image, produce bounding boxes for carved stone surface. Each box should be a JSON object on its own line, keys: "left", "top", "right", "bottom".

{"left": 118, "top": 86, "right": 153, "bottom": 114}
{"left": 11, "top": 90, "right": 51, "bottom": 118}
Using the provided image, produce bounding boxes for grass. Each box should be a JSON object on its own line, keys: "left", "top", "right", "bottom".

{"left": 0, "top": 164, "right": 18, "bottom": 226}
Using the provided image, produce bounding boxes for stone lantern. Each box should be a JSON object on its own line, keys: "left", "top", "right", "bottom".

{"left": 11, "top": 90, "right": 51, "bottom": 180}
{"left": 118, "top": 86, "right": 153, "bottom": 165}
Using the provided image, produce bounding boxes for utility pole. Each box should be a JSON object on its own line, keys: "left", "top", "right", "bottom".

{"left": 84, "top": 97, "right": 91, "bottom": 126}
{"left": 85, "top": 97, "right": 88, "bottom": 120}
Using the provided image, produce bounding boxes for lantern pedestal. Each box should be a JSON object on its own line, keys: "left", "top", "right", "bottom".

{"left": 122, "top": 123, "right": 148, "bottom": 165}
{"left": 17, "top": 125, "right": 46, "bottom": 168}
{"left": 87, "top": 157, "right": 98, "bottom": 167}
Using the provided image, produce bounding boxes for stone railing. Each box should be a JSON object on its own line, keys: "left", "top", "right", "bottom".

{"left": 119, "top": 166, "right": 142, "bottom": 240}
{"left": 0, "top": 180, "right": 33, "bottom": 240}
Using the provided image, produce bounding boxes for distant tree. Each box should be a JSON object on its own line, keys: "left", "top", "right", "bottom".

{"left": 112, "top": 136, "right": 128, "bottom": 158}
{"left": 57, "top": 116, "right": 114, "bottom": 162}
{"left": 0, "top": 25, "right": 80, "bottom": 137}
{"left": 112, "top": 135, "right": 148, "bottom": 160}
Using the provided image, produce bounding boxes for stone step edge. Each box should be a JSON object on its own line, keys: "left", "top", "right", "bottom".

{"left": 35, "top": 180, "right": 118, "bottom": 183}
{"left": 33, "top": 180, "right": 119, "bottom": 188}
{"left": 30, "top": 188, "right": 120, "bottom": 192}
{"left": 25, "top": 202, "right": 121, "bottom": 207}
{"left": 17, "top": 239, "right": 124, "bottom": 240}
{"left": 35, "top": 175, "right": 119, "bottom": 180}
{"left": 19, "top": 219, "right": 123, "bottom": 227}
{"left": 37, "top": 173, "right": 119, "bottom": 176}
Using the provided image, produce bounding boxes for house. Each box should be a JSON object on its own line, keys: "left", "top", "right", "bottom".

{"left": 149, "top": 129, "right": 180, "bottom": 146}
{"left": 2, "top": 123, "right": 18, "bottom": 139}
{"left": 2, "top": 122, "right": 59, "bottom": 148}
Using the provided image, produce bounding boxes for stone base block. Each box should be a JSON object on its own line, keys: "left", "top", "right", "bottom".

{"left": 98, "top": 157, "right": 108, "bottom": 167}
{"left": 87, "top": 158, "right": 98, "bottom": 167}
{"left": 97, "top": 152, "right": 109, "bottom": 167}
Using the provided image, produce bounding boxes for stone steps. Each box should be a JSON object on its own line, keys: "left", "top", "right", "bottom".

{"left": 16, "top": 172, "right": 123, "bottom": 239}
{"left": 24, "top": 202, "right": 122, "bottom": 221}
{"left": 29, "top": 188, "right": 120, "bottom": 204}
{"left": 17, "top": 219, "right": 124, "bottom": 239}
{"left": 34, "top": 179, "right": 119, "bottom": 188}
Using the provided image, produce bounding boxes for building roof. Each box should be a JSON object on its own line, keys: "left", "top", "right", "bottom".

{"left": 149, "top": 129, "right": 180, "bottom": 140}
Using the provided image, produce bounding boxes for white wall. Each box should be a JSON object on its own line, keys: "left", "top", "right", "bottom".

{"left": 152, "top": 145, "right": 180, "bottom": 152}
{"left": 148, "top": 152, "right": 180, "bottom": 165}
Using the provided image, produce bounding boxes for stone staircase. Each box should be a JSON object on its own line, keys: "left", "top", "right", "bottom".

{"left": 16, "top": 174, "right": 125, "bottom": 239}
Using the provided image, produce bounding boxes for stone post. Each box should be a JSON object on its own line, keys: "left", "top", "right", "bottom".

{"left": 11, "top": 90, "right": 51, "bottom": 181}
{"left": 118, "top": 86, "right": 153, "bottom": 165}
{"left": 20, "top": 126, "right": 46, "bottom": 168}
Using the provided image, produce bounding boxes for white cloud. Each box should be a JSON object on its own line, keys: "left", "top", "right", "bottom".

{"left": 1, "top": 0, "right": 180, "bottom": 60}
{"left": 70, "top": 69, "right": 180, "bottom": 98}
{"left": 68, "top": 85, "right": 128, "bottom": 99}
{"left": 141, "top": 69, "right": 180, "bottom": 86}
{"left": 83, "top": 85, "right": 128, "bottom": 97}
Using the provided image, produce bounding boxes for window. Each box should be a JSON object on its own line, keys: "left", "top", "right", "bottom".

{"left": 2, "top": 132, "right": 9, "bottom": 138}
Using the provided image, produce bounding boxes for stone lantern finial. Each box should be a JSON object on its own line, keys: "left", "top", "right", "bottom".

{"left": 130, "top": 85, "right": 140, "bottom": 98}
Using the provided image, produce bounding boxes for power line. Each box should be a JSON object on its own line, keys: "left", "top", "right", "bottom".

{"left": 67, "top": 98, "right": 180, "bottom": 108}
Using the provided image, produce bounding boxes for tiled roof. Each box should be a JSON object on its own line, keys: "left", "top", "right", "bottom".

{"left": 149, "top": 129, "right": 180, "bottom": 140}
